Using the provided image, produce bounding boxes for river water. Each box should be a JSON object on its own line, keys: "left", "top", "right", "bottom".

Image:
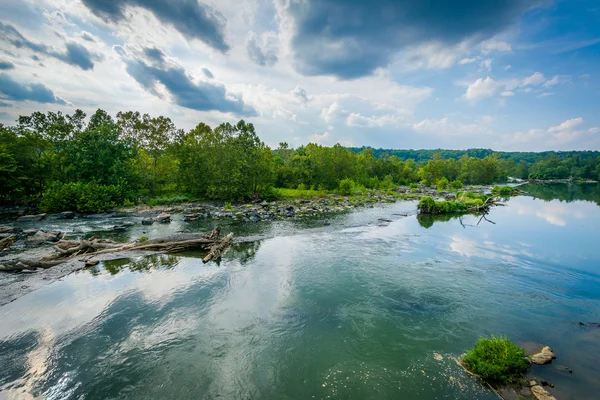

{"left": 1, "top": 183, "right": 599, "bottom": 400}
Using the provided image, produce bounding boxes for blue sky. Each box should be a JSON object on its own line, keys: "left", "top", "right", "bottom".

{"left": 0, "top": 0, "right": 599, "bottom": 151}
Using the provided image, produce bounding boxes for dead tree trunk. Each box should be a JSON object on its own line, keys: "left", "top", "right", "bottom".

{"left": 0, "top": 227, "right": 233, "bottom": 272}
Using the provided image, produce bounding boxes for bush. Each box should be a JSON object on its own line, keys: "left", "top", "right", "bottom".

{"left": 491, "top": 186, "right": 518, "bottom": 196}
{"left": 417, "top": 196, "right": 467, "bottom": 214}
{"left": 437, "top": 177, "right": 449, "bottom": 190}
{"left": 337, "top": 178, "right": 356, "bottom": 195}
{"left": 409, "top": 183, "right": 418, "bottom": 189}
{"left": 40, "top": 182, "right": 129, "bottom": 213}
{"left": 451, "top": 180, "right": 464, "bottom": 190}
{"left": 462, "top": 336, "right": 530, "bottom": 384}
{"left": 297, "top": 183, "right": 307, "bottom": 191}
{"left": 147, "top": 194, "right": 191, "bottom": 207}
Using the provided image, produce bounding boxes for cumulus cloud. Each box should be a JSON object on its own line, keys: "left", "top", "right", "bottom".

{"left": 115, "top": 45, "right": 255, "bottom": 115}
{"left": 464, "top": 72, "right": 549, "bottom": 101}
{"left": 291, "top": 86, "right": 309, "bottom": 104}
{"left": 280, "top": 0, "right": 540, "bottom": 78}
{"left": 246, "top": 31, "right": 278, "bottom": 67}
{"left": 0, "top": 22, "right": 102, "bottom": 70}
{"left": 81, "top": 0, "right": 229, "bottom": 52}
{"left": 0, "top": 73, "right": 66, "bottom": 104}
{"left": 548, "top": 117, "right": 583, "bottom": 132}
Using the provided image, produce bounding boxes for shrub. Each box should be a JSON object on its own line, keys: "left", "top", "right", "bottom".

{"left": 437, "top": 177, "right": 449, "bottom": 190}
{"left": 224, "top": 201, "right": 234, "bottom": 211}
{"left": 40, "top": 182, "right": 128, "bottom": 213}
{"left": 417, "top": 196, "right": 467, "bottom": 214}
{"left": 451, "top": 180, "right": 464, "bottom": 190}
{"left": 462, "top": 336, "right": 530, "bottom": 384}
{"left": 297, "top": 183, "right": 307, "bottom": 191}
{"left": 147, "top": 194, "right": 191, "bottom": 207}
{"left": 337, "top": 178, "right": 356, "bottom": 195}
{"left": 491, "top": 186, "right": 518, "bottom": 196}
{"left": 409, "top": 183, "right": 418, "bottom": 189}
{"left": 139, "top": 236, "right": 148, "bottom": 242}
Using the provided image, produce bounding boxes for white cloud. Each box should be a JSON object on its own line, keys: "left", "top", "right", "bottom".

{"left": 412, "top": 117, "right": 493, "bottom": 136}
{"left": 501, "top": 91, "right": 514, "bottom": 97}
{"left": 481, "top": 40, "right": 512, "bottom": 54}
{"left": 464, "top": 77, "right": 504, "bottom": 100}
{"left": 589, "top": 127, "right": 600, "bottom": 133}
{"left": 309, "top": 131, "right": 330, "bottom": 144}
{"left": 542, "top": 75, "right": 571, "bottom": 87}
{"left": 521, "top": 72, "right": 546, "bottom": 86}
{"left": 480, "top": 58, "right": 492, "bottom": 71}
{"left": 459, "top": 57, "right": 477, "bottom": 65}
{"left": 548, "top": 117, "right": 583, "bottom": 132}
{"left": 504, "top": 65, "right": 511, "bottom": 70}
{"left": 537, "top": 92, "right": 555, "bottom": 98}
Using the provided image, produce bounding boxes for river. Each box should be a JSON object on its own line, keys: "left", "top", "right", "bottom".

{"left": 1, "top": 183, "right": 599, "bottom": 399}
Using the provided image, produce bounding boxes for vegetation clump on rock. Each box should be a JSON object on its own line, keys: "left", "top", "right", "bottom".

{"left": 417, "top": 192, "right": 491, "bottom": 215}
{"left": 462, "top": 336, "right": 530, "bottom": 385}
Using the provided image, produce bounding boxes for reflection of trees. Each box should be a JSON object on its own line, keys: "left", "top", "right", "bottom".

{"left": 521, "top": 183, "right": 600, "bottom": 206}
{"left": 102, "top": 254, "right": 180, "bottom": 275}
{"left": 416, "top": 213, "right": 456, "bottom": 229}
{"left": 227, "top": 241, "right": 262, "bottom": 265}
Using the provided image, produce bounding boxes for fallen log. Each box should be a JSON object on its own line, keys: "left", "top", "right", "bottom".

{"left": 1, "top": 227, "right": 232, "bottom": 272}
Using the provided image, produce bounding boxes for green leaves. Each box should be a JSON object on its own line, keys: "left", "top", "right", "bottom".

{"left": 462, "top": 336, "right": 530, "bottom": 384}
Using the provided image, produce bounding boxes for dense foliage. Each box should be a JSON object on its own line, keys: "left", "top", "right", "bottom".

{"left": 462, "top": 336, "right": 530, "bottom": 384}
{"left": 417, "top": 192, "right": 488, "bottom": 214}
{"left": 1, "top": 109, "right": 599, "bottom": 212}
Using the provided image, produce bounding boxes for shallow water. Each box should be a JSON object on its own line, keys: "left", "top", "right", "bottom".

{"left": 1, "top": 184, "right": 599, "bottom": 400}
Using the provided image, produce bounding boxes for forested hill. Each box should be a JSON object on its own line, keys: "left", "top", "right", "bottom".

{"left": 348, "top": 147, "right": 600, "bottom": 164}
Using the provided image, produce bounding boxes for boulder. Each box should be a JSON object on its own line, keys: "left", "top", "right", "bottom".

{"left": 22, "top": 229, "right": 37, "bottom": 236}
{"left": 59, "top": 211, "right": 75, "bottom": 219}
{"left": 141, "top": 218, "right": 154, "bottom": 225}
{"left": 183, "top": 214, "right": 198, "bottom": 222}
{"left": 0, "top": 225, "right": 14, "bottom": 234}
{"left": 531, "top": 385, "right": 556, "bottom": 400}
{"left": 27, "top": 231, "right": 61, "bottom": 244}
{"left": 16, "top": 214, "right": 46, "bottom": 223}
{"left": 531, "top": 346, "right": 556, "bottom": 365}
{"left": 154, "top": 213, "right": 172, "bottom": 223}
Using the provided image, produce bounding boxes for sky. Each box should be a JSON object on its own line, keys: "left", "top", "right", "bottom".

{"left": 0, "top": 0, "right": 599, "bottom": 152}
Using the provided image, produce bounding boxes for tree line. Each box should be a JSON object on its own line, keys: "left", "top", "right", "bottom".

{"left": 1, "top": 109, "right": 599, "bottom": 212}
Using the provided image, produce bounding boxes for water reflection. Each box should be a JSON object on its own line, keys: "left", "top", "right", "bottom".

{"left": 99, "top": 254, "right": 181, "bottom": 275}
{"left": 521, "top": 182, "right": 600, "bottom": 205}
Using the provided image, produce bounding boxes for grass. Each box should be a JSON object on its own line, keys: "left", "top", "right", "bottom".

{"left": 270, "top": 187, "right": 329, "bottom": 200}
{"left": 146, "top": 194, "right": 192, "bottom": 207}
{"left": 417, "top": 192, "right": 491, "bottom": 214}
{"left": 462, "top": 336, "right": 530, "bottom": 385}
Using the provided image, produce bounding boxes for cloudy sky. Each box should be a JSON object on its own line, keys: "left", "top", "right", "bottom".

{"left": 0, "top": 0, "right": 599, "bottom": 151}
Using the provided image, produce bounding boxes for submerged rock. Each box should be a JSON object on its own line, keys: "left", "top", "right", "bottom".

{"left": 154, "top": 213, "right": 172, "bottom": 223}
{"left": 531, "top": 385, "right": 556, "bottom": 400}
{"left": 141, "top": 218, "right": 154, "bottom": 225}
{"left": 531, "top": 346, "right": 556, "bottom": 365}
{"left": 59, "top": 211, "right": 76, "bottom": 219}
{"left": 16, "top": 214, "right": 46, "bottom": 223}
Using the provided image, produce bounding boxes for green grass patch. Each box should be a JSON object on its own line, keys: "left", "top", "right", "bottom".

{"left": 462, "top": 336, "right": 530, "bottom": 385}
{"left": 269, "top": 187, "right": 328, "bottom": 200}
{"left": 146, "top": 194, "right": 192, "bottom": 207}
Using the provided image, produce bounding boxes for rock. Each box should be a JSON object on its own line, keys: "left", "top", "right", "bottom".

{"left": 16, "top": 214, "right": 46, "bottom": 222}
{"left": 527, "top": 380, "right": 537, "bottom": 387}
{"left": 112, "top": 225, "right": 128, "bottom": 231}
{"left": 531, "top": 346, "right": 556, "bottom": 365}
{"left": 85, "top": 259, "right": 99, "bottom": 267}
{"left": 260, "top": 201, "right": 269, "bottom": 208}
{"left": 531, "top": 385, "right": 556, "bottom": 400}
{"left": 154, "top": 213, "right": 172, "bottom": 223}
{"left": 27, "top": 231, "right": 61, "bottom": 244}
{"left": 141, "top": 218, "right": 154, "bottom": 225}
{"left": 183, "top": 214, "right": 198, "bottom": 222}
{"left": 0, "top": 225, "right": 15, "bottom": 234}
{"left": 59, "top": 211, "right": 75, "bottom": 219}
{"left": 22, "top": 229, "right": 37, "bottom": 236}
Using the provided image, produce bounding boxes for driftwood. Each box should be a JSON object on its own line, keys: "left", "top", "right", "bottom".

{"left": 0, "top": 227, "right": 232, "bottom": 272}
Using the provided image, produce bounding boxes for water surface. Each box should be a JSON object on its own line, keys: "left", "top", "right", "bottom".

{"left": 1, "top": 184, "right": 599, "bottom": 399}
